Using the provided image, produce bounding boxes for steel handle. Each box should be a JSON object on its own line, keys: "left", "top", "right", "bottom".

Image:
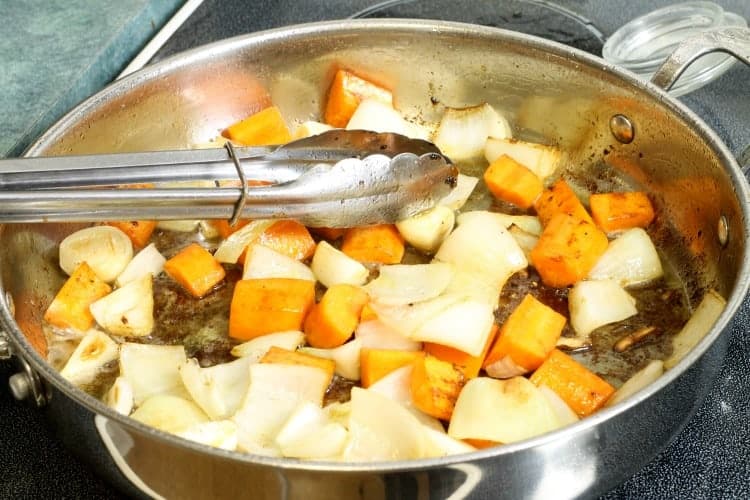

{"left": 651, "top": 27, "right": 750, "bottom": 91}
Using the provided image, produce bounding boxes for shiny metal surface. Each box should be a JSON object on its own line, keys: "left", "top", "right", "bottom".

{"left": 7, "top": 356, "right": 48, "bottom": 407}
{"left": 651, "top": 27, "right": 750, "bottom": 90}
{"left": 8, "top": 372, "right": 32, "bottom": 401}
{"left": 718, "top": 215, "right": 730, "bottom": 248}
{"left": 608, "top": 114, "right": 634, "bottom": 144}
{"left": 2, "top": 19, "right": 750, "bottom": 499}
{"left": 0, "top": 131, "right": 456, "bottom": 227}
{"left": 0, "top": 332, "right": 11, "bottom": 360}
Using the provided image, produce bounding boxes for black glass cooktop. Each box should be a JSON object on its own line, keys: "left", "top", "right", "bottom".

{"left": 350, "top": 0, "right": 605, "bottom": 54}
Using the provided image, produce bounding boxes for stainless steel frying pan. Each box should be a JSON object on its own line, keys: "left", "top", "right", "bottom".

{"left": 1, "top": 20, "right": 749, "bottom": 499}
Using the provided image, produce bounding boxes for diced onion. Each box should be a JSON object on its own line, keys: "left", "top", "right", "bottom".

{"left": 365, "top": 263, "right": 453, "bottom": 306}
{"left": 131, "top": 395, "right": 209, "bottom": 434}
{"left": 355, "top": 320, "right": 423, "bottom": 352}
{"left": 175, "top": 420, "right": 238, "bottom": 451}
{"left": 368, "top": 294, "right": 463, "bottom": 340}
{"left": 213, "top": 220, "right": 275, "bottom": 264}
{"left": 106, "top": 376, "right": 134, "bottom": 416}
{"left": 458, "top": 211, "right": 542, "bottom": 236}
{"left": 115, "top": 243, "right": 166, "bottom": 287}
{"left": 368, "top": 365, "right": 444, "bottom": 432}
{"left": 59, "top": 226, "right": 133, "bottom": 283}
{"left": 448, "top": 377, "right": 561, "bottom": 444}
{"left": 367, "top": 365, "right": 414, "bottom": 407}
{"left": 411, "top": 299, "right": 495, "bottom": 357}
{"left": 441, "top": 269, "right": 504, "bottom": 307}
{"left": 275, "top": 402, "right": 348, "bottom": 459}
{"left": 157, "top": 220, "right": 201, "bottom": 232}
{"left": 484, "top": 354, "right": 527, "bottom": 379}
{"left": 60, "top": 329, "right": 119, "bottom": 388}
{"left": 230, "top": 331, "right": 305, "bottom": 361}
{"left": 538, "top": 385, "right": 579, "bottom": 426}
{"left": 568, "top": 280, "right": 637, "bottom": 338}
{"left": 508, "top": 225, "right": 539, "bottom": 262}
{"left": 346, "top": 98, "right": 430, "bottom": 140}
{"left": 90, "top": 274, "right": 154, "bottom": 337}
{"left": 323, "top": 401, "right": 352, "bottom": 428}
{"left": 243, "top": 244, "right": 315, "bottom": 281}
{"left": 395, "top": 206, "right": 455, "bottom": 254}
{"left": 119, "top": 343, "right": 187, "bottom": 405}
{"left": 664, "top": 290, "right": 726, "bottom": 369}
{"left": 484, "top": 137, "right": 560, "bottom": 180}
{"left": 606, "top": 360, "right": 664, "bottom": 407}
{"left": 311, "top": 241, "right": 369, "bottom": 288}
{"left": 423, "top": 426, "right": 477, "bottom": 458}
{"left": 435, "top": 211, "right": 527, "bottom": 306}
{"left": 300, "top": 338, "right": 363, "bottom": 381}
{"left": 232, "top": 364, "right": 330, "bottom": 455}
{"left": 179, "top": 356, "right": 253, "bottom": 420}
{"left": 342, "top": 387, "right": 427, "bottom": 461}
{"left": 438, "top": 174, "right": 479, "bottom": 211}
{"left": 588, "top": 228, "right": 663, "bottom": 287}
{"left": 199, "top": 220, "right": 221, "bottom": 239}
{"left": 433, "top": 103, "right": 512, "bottom": 161}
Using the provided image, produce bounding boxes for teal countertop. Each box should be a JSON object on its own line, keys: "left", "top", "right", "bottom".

{"left": 0, "top": 0, "right": 183, "bottom": 157}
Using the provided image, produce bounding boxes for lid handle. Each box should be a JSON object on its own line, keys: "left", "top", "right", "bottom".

{"left": 651, "top": 27, "right": 750, "bottom": 91}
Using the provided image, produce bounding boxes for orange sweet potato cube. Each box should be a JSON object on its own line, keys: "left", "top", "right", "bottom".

{"left": 360, "top": 349, "right": 424, "bottom": 388}
{"left": 589, "top": 191, "right": 656, "bottom": 232}
{"left": 484, "top": 155, "right": 544, "bottom": 209}
{"left": 410, "top": 354, "right": 465, "bottom": 421}
{"left": 163, "top": 243, "right": 226, "bottom": 298}
{"left": 44, "top": 262, "right": 111, "bottom": 331}
{"left": 106, "top": 220, "right": 157, "bottom": 248}
{"left": 304, "top": 284, "right": 369, "bottom": 348}
{"left": 258, "top": 220, "right": 317, "bottom": 261}
{"left": 341, "top": 224, "right": 404, "bottom": 264}
{"left": 229, "top": 278, "right": 315, "bottom": 341}
{"left": 222, "top": 106, "right": 292, "bottom": 146}
{"left": 324, "top": 69, "right": 393, "bottom": 128}
{"left": 530, "top": 213, "right": 608, "bottom": 288}
{"left": 534, "top": 179, "right": 594, "bottom": 226}
{"left": 424, "top": 324, "right": 498, "bottom": 379}
{"left": 483, "top": 295, "right": 566, "bottom": 372}
{"left": 530, "top": 349, "right": 615, "bottom": 417}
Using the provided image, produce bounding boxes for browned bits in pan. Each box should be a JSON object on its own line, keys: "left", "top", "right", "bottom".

{"left": 613, "top": 326, "right": 660, "bottom": 353}
{"left": 556, "top": 336, "right": 592, "bottom": 353}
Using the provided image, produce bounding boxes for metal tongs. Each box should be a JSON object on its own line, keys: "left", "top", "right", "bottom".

{"left": 0, "top": 130, "right": 457, "bottom": 227}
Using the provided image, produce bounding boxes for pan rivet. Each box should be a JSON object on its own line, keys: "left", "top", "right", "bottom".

{"left": 718, "top": 215, "right": 729, "bottom": 247}
{"left": 8, "top": 357, "right": 48, "bottom": 407}
{"left": 8, "top": 372, "right": 31, "bottom": 401}
{"left": 610, "top": 114, "right": 634, "bottom": 144}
